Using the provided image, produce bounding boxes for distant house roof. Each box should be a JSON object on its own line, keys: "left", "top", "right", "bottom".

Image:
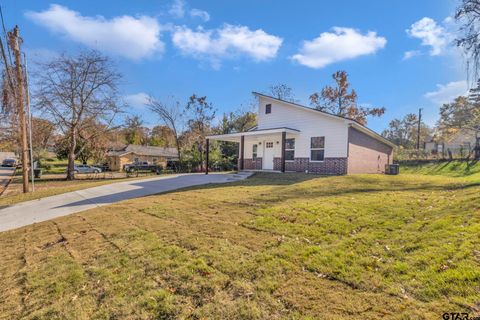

{"left": 107, "top": 144, "right": 179, "bottom": 158}
{"left": 445, "top": 128, "right": 479, "bottom": 145}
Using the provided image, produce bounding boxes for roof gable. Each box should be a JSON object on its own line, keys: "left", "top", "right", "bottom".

{"left": 254, "top": 92, "right": 351, "bottom": 123}
{"left": 253, "top": 92, "right": 395, "bottom": 148}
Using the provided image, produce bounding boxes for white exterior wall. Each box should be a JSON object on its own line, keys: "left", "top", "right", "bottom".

{"left": 243, "top": 134, "right": 282, "bottom": 158}
{"left": 256, "top": 97, "right": 349, "bottom": 158}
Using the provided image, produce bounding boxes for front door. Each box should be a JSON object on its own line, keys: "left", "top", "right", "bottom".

{"left": 263, "top": 141, "right": 274, "bottom": 170}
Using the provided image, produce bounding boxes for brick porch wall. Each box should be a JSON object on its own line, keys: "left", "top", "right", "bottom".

{"left": 243, "top": 157, "right": 263, "bottom": 170}
{"left": 274, "top": 157, "right": 347, "bottom": 175}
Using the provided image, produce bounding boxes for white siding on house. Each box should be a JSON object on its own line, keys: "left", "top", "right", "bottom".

{"left": 256, "top": 97, "right": 349, "bottom": 158}
{"left": 243, "top": 134, "right": 281, "bottom": 159}
{"left": 444, "top": 128, "right": 478, "bottom": 152}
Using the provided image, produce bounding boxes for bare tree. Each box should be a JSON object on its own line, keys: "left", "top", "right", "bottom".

{"left": 268, "top": 83, "right": 296, "bottom": 102}
{"left": 35, "top": 50, "right": 122, "bottom": 180}
{"left": 456, "top": 0, "right": 480, "bottom": 80}
{"left": 0, "top": 71, "right": 17, "bottom": 152}
{"left": 147, "top": 96, "right": 184, "bottom": 165}
{"left": 185, "top": 94, "right": 216, "bottom": 171}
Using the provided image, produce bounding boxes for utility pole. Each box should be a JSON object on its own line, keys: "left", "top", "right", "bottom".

{"left": 8, "top": 26, "right": 29, "bottom": 193}
{"left": 416, "top": 107, "right": 423, "bottom": 150}
{"left": 23, "top": 52, "right": 34, "bottom": 191}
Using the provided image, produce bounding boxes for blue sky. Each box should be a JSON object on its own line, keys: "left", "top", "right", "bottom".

{"left": 2, "top": 0, "right": 468, "bottom": 132}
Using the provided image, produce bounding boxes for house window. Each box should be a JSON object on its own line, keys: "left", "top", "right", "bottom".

{"left": 252, "top": 144, "right": 258, "bottom": 160}
{"left": 266, "top": 142, "right": 273, "bottom": 148}
{"left": 310, "top": 136, "right": 325, "bottom": 161}
{"left": 285, "top": 138, "right": 295, "bottom": 161}
{"left": 265, "top": 104, "right": 272, "bottom": 114}
{"left": 134, "top": 157, "right": 139, "bottom": 163}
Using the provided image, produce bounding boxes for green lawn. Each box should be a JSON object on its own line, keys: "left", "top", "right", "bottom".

{"left": 401, "top": 160, "right": 480, "bottom": 177}
{"left": 41, "top": 158, "right": 70, "bottom": 174}
{"left": 0, "top": 171, "right": 479, "bottom": 319}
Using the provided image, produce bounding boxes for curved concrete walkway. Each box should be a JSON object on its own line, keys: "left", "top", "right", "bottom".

{"left": 0, "top": 172, "right": 251, "bottom": 233}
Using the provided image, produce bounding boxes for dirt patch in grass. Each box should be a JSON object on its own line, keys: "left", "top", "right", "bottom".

{"left": 0, "top": 172, "right": 479, "bottom": 319}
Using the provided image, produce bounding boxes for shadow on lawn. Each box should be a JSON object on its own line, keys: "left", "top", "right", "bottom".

{"left": 52, "top": 172, "right": 480, "bottom": 211}
{"left": 52, "top": 173, "right": 243, "bottom": 208}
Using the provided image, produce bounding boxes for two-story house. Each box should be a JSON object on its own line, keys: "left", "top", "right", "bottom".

{"left": 206, "top": 92, "right": 395, "bottom": 175}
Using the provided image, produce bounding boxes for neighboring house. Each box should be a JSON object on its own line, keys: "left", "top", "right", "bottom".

{"left": 206, "top": 92, "right": 395, "bottom": 175}
{"left": 424, "top": 135, "right": 443, "bottom": 155}
{"left": 106, "top": 144, "right": 179, "bottom": 171}
{"left": 426, "top": 128, "right": 479, "bottom": 158}
{"left": 444, "top": 128, "right": 479, "bottom": 156}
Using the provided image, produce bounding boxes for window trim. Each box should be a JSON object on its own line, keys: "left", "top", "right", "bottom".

{"left": 285, "top": 138, "right": 295, "bottom": 162}
{"left": 310, "top": 136, "right": 325, "bottom": 162}
{"left": 265, "top": 104, "right": 272, "bottom": 114}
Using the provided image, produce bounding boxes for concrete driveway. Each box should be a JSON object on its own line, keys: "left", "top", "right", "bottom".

{"left": 0, "top": 172, "right": 251, "bottom": 233}
{"left": 0, "top": 167, "right": 15, "bottom": 194}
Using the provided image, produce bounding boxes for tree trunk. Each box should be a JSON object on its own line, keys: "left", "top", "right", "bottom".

{"left": 66, "top": 128, "right": 77, "bottom": 180}
{"left": 174, "top": 132, "right": 182, "bottom": 171}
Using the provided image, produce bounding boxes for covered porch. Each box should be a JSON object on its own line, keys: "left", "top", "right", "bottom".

{"left": 205, "top": 127, "right": 300, "bottom": 174}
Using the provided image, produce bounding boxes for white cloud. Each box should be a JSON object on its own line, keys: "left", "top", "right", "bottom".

{"left": 172, "top": 24, "right": 283, "bottom": 65}
{"left": 424, "top": 80, "right": 468, "bottom": 105}
{"left": 25, "top": 4, "right": 164, "bottom": 60}
{"left": 190, "top": 8, "right": 210, "bottom": 22}
{"left": 290, "top": 27, "right": 386, "bottom": 69}
{"left": 124, "top": 92, "right": 150, "bottom": 108}
{"left": 406, "top": 17, "right": 448, "bottom": 56}
{"left": 169, "top": 0, "right": 185, "bottom": 18}
{"left": 403, "top": 50, "right": 421, "bottom": 60}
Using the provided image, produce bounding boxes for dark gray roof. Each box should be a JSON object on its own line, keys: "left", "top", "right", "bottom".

{"left": 108, "top": 144, "right": 178, "bottom": 158}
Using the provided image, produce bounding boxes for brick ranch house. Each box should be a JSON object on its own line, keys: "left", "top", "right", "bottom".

{"left": 205, "top": 92, "right": 395, "bottom": 175}
{"left": 106, "top": 145, "right": 179, "bottom": 171}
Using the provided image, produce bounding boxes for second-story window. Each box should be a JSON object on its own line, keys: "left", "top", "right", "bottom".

{"left": 265, "top": 104, "right": 272, "bottom": 114}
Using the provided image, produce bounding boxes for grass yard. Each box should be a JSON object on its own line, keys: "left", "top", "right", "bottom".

{"left": 401, "top": 160, "right": 480, "bottom": 177}
{"left": 0, "top": 171, "right": 479, "bottom": 319}
{"left": 41, "top": 158, "right": 70, "bottom": 174}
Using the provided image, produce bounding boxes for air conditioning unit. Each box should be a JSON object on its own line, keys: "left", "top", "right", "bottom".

{"left": 385, "top": 164, "right": 399, "bottom": 175}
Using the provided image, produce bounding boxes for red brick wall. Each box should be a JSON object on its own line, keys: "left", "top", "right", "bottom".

{"left": 274, "top": 157, "right": 347, "bottom": 175}
{"left": 347, "top": 127, "right": 393, "bottom": 174}
{"left": 243, "top": 158, "right": 262, "bottom": 170}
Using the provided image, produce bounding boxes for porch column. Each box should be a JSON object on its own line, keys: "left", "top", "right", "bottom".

{"left": 239, "top": 135, "right": 245, "bottom": 170}
{"left": 281, "top": 131, "right": 286, "bottom": 173}
{"left": 205, "top": 138, "right": 209, "bottom": 175}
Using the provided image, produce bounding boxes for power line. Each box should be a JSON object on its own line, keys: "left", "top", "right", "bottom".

{"left": 0, "top": 5, "right": 16, "bottom": 105}
{"left": 0, "top": 30, "right": 16, "bottom": 100}
{"left": 0, "top": 6, "right": 14, "bottom": 66}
